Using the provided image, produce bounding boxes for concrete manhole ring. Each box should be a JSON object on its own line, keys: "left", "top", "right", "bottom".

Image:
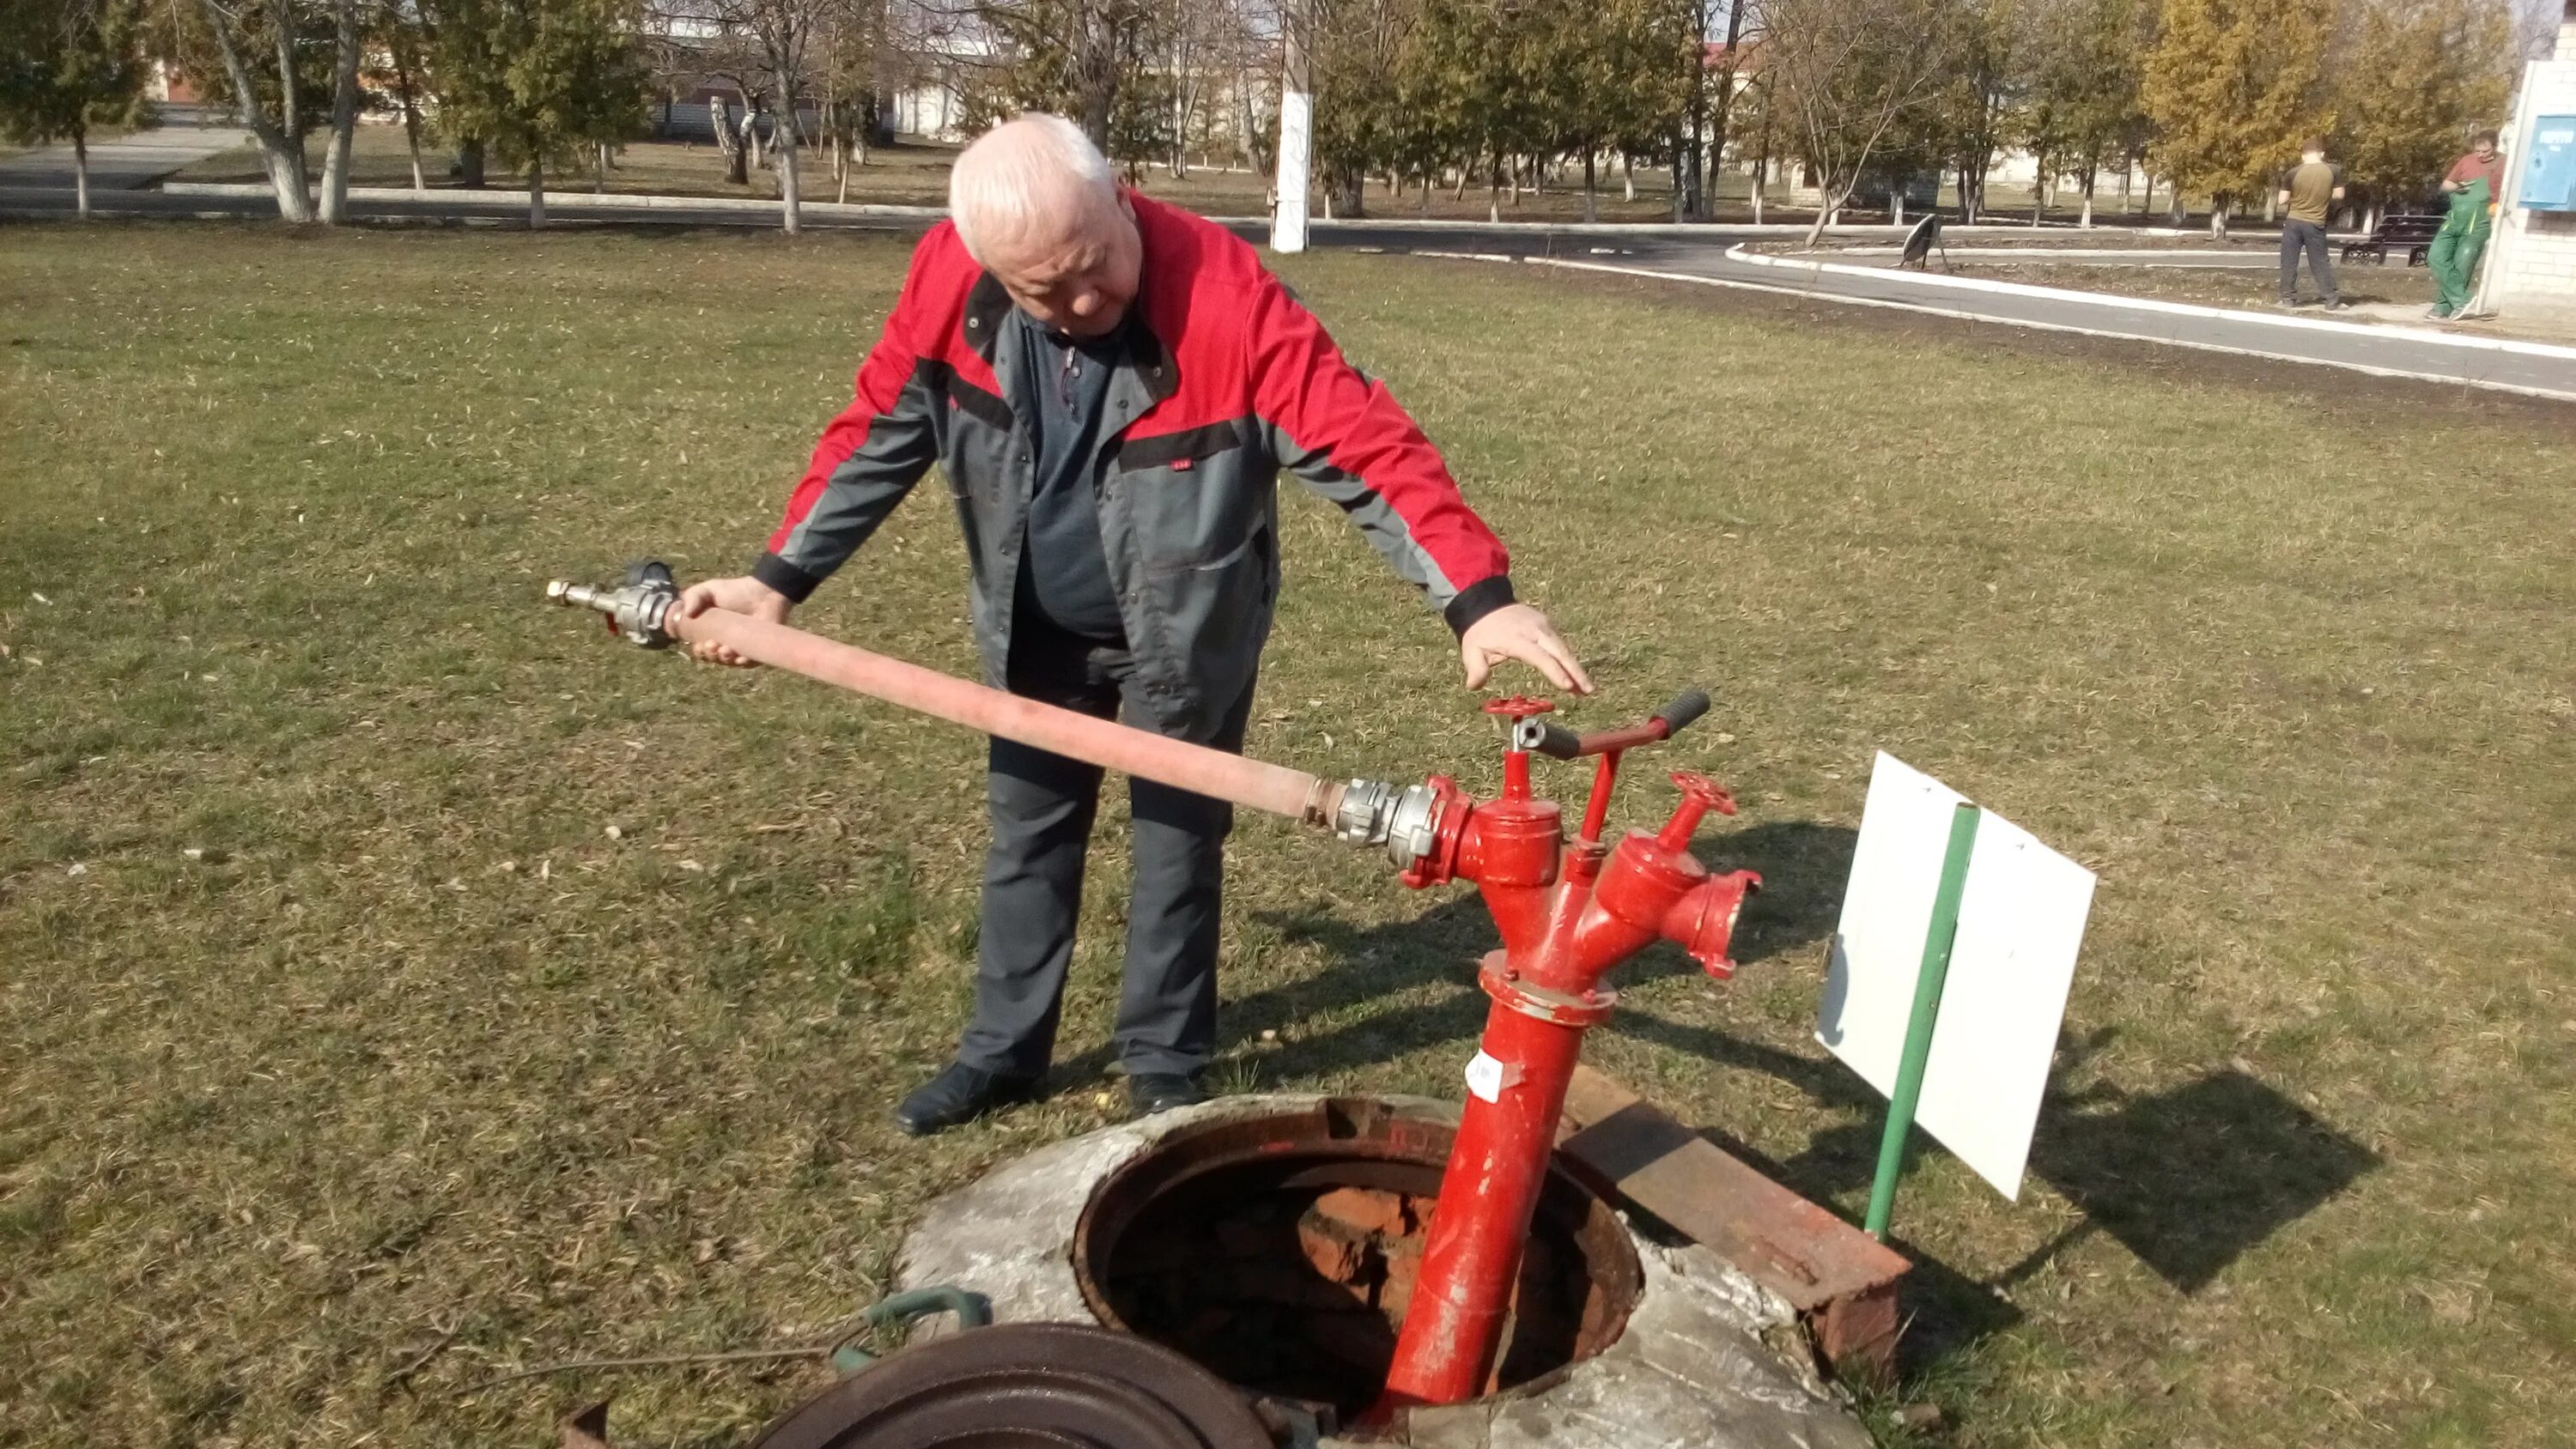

{"left": 895, "top": 1093, "right": 1873, "bottom": 1448}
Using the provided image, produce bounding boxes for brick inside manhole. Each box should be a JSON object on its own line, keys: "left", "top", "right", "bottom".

{"left": 1072, "top": 1099, "right": 1642, "bottom": 1433}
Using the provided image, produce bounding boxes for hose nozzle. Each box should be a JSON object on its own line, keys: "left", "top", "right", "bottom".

{"left": 546, "top": 561, "right": 678, "bottom": 648}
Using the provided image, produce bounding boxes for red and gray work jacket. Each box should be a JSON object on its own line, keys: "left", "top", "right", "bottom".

{"left": 750, "top": 194, "right": 1518, "bottom": 742}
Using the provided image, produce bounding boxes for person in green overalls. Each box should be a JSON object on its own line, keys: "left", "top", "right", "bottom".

{"left": 2428, "top": 130, "right": 2506, "bottom": 321}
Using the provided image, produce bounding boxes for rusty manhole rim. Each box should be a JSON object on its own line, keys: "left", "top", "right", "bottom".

{"left": 1069, "top": 1094, "right": 1644, "bottom": 1420}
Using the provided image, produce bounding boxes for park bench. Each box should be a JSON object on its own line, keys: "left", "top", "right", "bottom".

{"left": 2341, "top": 212, "right": 2443, "bottom": 268}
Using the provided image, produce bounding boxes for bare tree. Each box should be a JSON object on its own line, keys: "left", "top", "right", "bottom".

{"left": 704, "top": 0, "right": 824, "bottom": 229}
{"left": 1757, "top": 0, "right": 1959, "bottom": 245}
{"left": 316, "top": 0, "right": 364, "bottom": 221}
{"left": 186, "top": 0, "right": 313, "bottom": 220}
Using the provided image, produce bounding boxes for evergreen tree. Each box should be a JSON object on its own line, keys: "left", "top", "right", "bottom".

{"left": 430, "top": 0, "right": 648, "bottom": 227}
{"left": 0, "top": 0, "right": 150, "bottom": 220}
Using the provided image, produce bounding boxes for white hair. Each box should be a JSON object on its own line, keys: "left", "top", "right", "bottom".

{"left": 948, "top": 113, "right": 1120, "bottom": 265}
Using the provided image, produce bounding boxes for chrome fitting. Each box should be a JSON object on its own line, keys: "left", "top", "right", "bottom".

{"left": 545, "top": 562, "right": 677, "bottom": 648}
{"left": 1334, "top": 778, "right": 1444, "bottom": 871}
{"left": 1334, "top": 779, "right": 1400, "bottom": 846}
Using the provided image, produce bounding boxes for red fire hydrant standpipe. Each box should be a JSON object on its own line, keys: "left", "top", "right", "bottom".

{"left": 1345, "top": 696, "right": 1760, "bottom": 1413}
{"left": 548, "top": 566, "right": 1759, "bottom": 1417}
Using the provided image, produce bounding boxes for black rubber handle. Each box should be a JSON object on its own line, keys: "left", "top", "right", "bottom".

{"left": 1531, "top": 722, "right": 1584, "bottom": 761}
{"left": 1655, "top": 689, "right": 1712, "bottom": 736}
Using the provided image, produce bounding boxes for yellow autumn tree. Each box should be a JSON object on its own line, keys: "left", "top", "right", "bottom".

{"left": 2141, "top": 0, "right": 2336, "bottom": 235}
{"left": 2333, "top": 0, "right": 2515, "bottom": 215}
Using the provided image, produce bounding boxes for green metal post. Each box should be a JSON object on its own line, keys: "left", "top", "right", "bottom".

{"left": 1863, "top": 802, "right": 1981, "bottom": 1242}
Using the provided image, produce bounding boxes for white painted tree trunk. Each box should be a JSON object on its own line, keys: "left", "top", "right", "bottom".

{"left": 778, "top": 113, "right": 804, "bottom": 233}
{"left": 72, "top": 130, "right": 90, "bottom": 219}
{"left": 530, "top": 156, "right": 546, "bottom": 229}
{"left": 192, "top": 0, "right": 312, "bottom": 221}
{"left": 317, "top": 0, "right": 362, "bottom": 224}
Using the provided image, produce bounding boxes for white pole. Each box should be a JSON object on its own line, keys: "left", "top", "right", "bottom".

{"left": 1272, "top": 0, "right": 1313, "bottom": 253}
{"left": 2468, "top": 63, "right": 2540, "bottom": 320}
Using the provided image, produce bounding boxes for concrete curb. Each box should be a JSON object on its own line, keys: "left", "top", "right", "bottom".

{"left": 1725, "top": 243, "right": 2576, "bottom": 362}
{"left": 144, "top": 181, "right": 2206, "bottom": 241}
{"left": 158, "top": 180, "right": 947, "bottom": 219}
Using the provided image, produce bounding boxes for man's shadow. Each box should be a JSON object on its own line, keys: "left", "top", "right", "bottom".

{"left": 1182, "top": 818, "right": 2379, "bottom": 1377}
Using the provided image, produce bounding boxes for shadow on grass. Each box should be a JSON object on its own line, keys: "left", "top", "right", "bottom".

{"left": 1204, "top": 817, "right": 2379, "bottom": 1378}
{"left": 1220, "top": 820, "right": 1858, "bottom": 1085}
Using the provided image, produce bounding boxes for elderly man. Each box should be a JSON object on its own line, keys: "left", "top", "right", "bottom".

{"left": 673, "top": 114, "right": 1589, "bottom": 1136}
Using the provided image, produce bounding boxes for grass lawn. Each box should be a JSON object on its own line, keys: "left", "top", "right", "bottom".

{"left": 5, "top": 221, "right": 2574, "bottom": 1449}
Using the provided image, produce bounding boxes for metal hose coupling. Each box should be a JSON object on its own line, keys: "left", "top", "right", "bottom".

{"left": 546, "top": 561, "right": 677, "bottom": 648}
{"left": 1334, "top": 778, "right": 1446, "bottom": 870}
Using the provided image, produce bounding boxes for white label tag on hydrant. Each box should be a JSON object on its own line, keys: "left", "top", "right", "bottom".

{"left": 1464, "top": 1050, "right": 1510, "bottom": 1103}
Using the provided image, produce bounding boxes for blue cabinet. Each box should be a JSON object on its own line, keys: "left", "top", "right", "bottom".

{"left": 2524, "top": 116, "right": 2576, "bottom": 212}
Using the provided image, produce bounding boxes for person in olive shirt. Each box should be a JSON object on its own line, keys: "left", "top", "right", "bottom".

{"left": 2428, "top": 130, "right": 2506, "bottom": 321}
{"left": 2276, "top": 140, "right": 2348, "bottom": 311}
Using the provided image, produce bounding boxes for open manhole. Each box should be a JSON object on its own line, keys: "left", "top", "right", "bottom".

{"left": 1071, "top": 1097, "right": 1643, "bottom": 1433}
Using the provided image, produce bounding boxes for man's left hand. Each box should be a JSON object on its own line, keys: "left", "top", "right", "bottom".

{"left": 1460, "top": 603, "right": 1595, "bottom": 695}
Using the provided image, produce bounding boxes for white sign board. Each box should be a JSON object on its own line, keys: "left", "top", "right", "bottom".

{"left": 1818, "top": 752, "right": 2096, "bottom": 1201}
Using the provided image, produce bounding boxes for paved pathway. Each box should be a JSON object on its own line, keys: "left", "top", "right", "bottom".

{"left": 5, "top": 188, "right": 2572, "bottom": 402}
{"left": 1302, "top": 220, "right": 2576, "bottom": 403}
{"left": 0, "top": 125, "right": 251, "bottom": 190}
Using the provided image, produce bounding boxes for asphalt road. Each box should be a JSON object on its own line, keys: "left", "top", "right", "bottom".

{"left": 9, "top": 186, "right": 2572, "bottom": 402}
{"left": 0, "top": 127, "right": 251, "bottom": 190}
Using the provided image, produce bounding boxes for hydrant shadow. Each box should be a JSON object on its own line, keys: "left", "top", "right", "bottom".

{"left": 1212, "top": 810, "right": 2380, "bottom": 1389}
{"left": 1226, "top": 819, "right": 1859, "bottom": 1087}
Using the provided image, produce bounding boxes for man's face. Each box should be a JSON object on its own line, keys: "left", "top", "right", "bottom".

{"left": 2475, "top": 138, "right": 2496, "bottom": 160}
{"left": 983, "top": 198, "right": 1142, "bottom": 340}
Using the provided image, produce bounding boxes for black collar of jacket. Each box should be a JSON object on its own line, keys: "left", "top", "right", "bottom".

{"left": 960, "top": 268, "right": 1177, "bottom": 409}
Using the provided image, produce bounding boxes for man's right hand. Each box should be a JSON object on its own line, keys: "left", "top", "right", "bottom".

{"left": 669, "top": 575, "right": 793, "bottom": 667}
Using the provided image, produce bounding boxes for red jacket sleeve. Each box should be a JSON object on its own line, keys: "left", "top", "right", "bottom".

{"left": 753, "top": 229, "right": 949, "bottom": 602}
{"left": 1244, "top": 270, "right": 1516, "bottom": 635}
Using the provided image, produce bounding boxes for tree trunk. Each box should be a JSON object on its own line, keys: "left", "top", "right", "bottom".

{"left": 529, "top": 155, "right": 545, "bottom": 229}
{"left": 1623, "top": 154, "right": 1636, "bottom": 203}
{"left": 2081, "top": 169, "right": 2095, "bottom": 229}
{"left": 403, "top": 101, "right": 426, "bottom": 192}
{"left": 596, "top": 142, "right": 609, "bottom": 192}
{"left": 1893, "top": 191, "right": 1905, "bottom": 227}
{"left": 274, "top": 4, "right": 299, "bottom": 142}
{"left": 192, "top": 0, "right": 313, "bottom": 221}
{"left": 1803, "top": 188, "right": 1840, "bottom": 247}
{"left": 2209, "top": 197, "right": 2228, "bottom": 240}
{"left": 392, "top": 44, "right": 427, "bottom": 193}
{"left": 458, "top": 139, "right": 485, "bottom": 188}
{"left": 73, "top": 129, "right": 90, "bottom": 220}
{"left": 776, "top": 94, "right": 804, "bottom": 233}
{"left": 317, "top": 0, "right": 362, "bottom": 224}
{"left": 1583, "top": 151, "right": 1597, "bottom": 223}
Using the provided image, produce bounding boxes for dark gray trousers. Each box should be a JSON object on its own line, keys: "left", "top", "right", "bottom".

{"left": 2280, "top": 219, "right": 2339, "bottom": 303}
{"left": 954, "top": 615, "right": 1255, "bottom": 1081}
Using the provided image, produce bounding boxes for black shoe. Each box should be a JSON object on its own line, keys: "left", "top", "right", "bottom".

{"left": 894, "top": 1063, "right": 1040, "bottom": 1137}
{"left": 2323, "top": 298, "right": 2351, "bottom": 312}
{"left": 1127, "top": 1071, "right": 1207, "bottom": 1119}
